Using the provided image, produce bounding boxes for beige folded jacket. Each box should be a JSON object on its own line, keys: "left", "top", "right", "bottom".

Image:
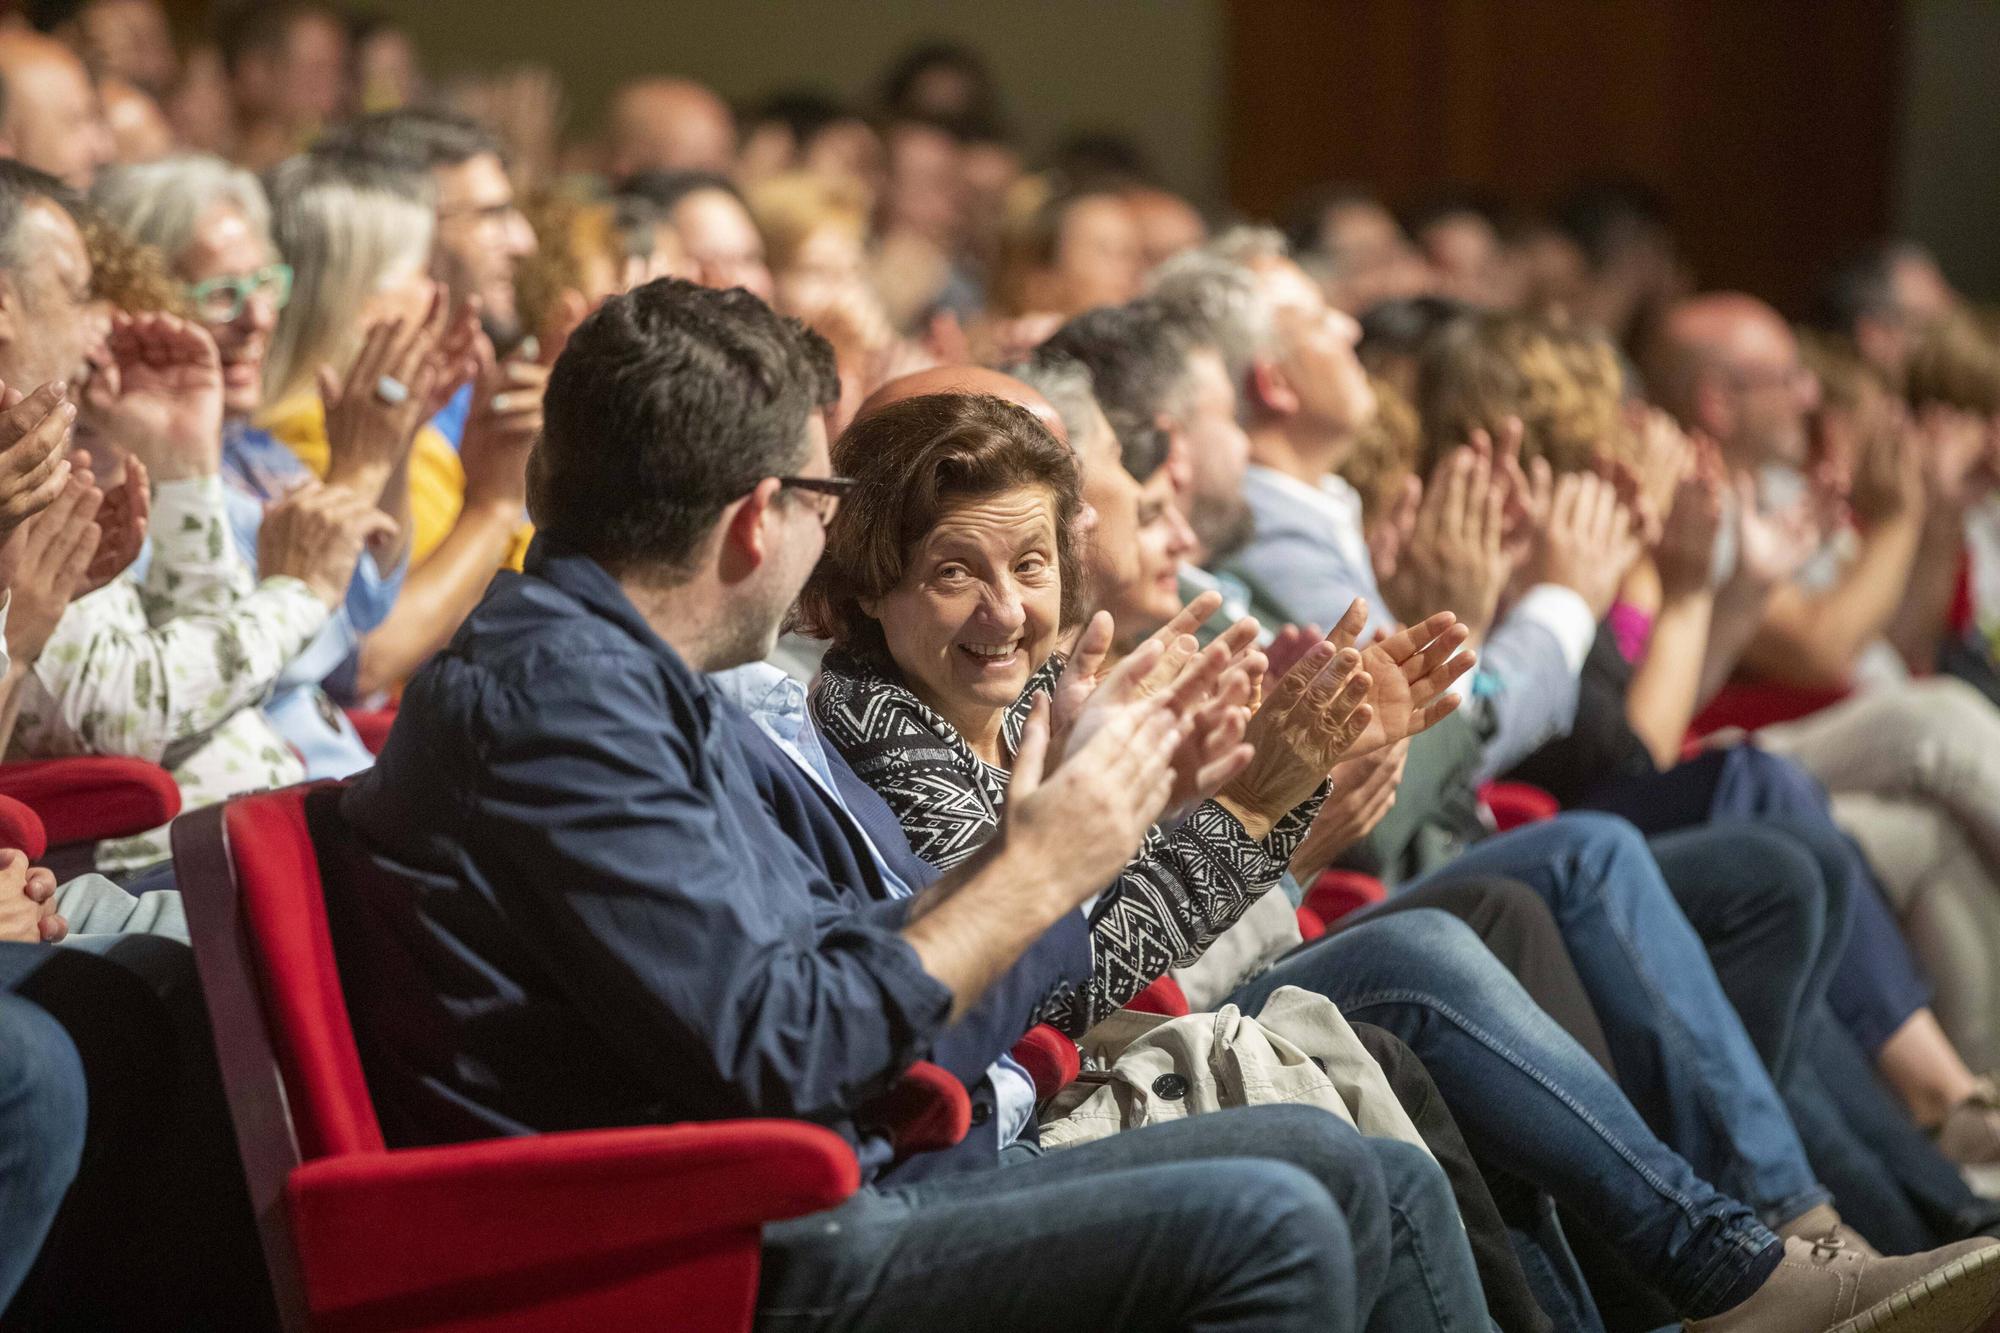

{"left": 1041, "top": 984, "right": 1433, "bottom": 1158}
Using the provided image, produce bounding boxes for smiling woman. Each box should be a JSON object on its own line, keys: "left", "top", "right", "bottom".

{"left": 794, "top": 390, "right": 1085, "bottom": 760}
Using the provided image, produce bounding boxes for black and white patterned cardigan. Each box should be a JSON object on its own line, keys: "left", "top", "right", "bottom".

{"left": 811, "top": 647, "right": 1325, "bottom": 1035}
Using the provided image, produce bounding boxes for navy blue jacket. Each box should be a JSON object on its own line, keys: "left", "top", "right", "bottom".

{"left": 327, "top": 547, "right": 1088, "bottom": 1180}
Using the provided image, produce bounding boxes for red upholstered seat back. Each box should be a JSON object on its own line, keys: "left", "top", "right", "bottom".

{"left": 224, "top": 787, "right": 387, "bottom": 1159}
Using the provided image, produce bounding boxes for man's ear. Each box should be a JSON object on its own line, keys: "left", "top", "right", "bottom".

{"left": 1250, "top": 358, "right": 1299, "bottom": 417}
{"left": 1692, "top": 374, "right": 1734, "bottom": 449}
{"left": 719, "top": 477, "right": 784, "bottom": 580}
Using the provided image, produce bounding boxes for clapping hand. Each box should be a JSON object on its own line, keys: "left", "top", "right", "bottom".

{"left": 82, "top": 313, "right": 224, "bottom": 481}
{"left": 0, "top": 381, "right": 77, "bottom": 546}
{"left": 320, "top": 305, "right": 443, "bottom": 497}
{"left": 1384, "top": 445, "right": 1510, "bottom": 638}
{"left": 0, "top": 469, "right": 102, "bottom": 672}
{"left": 1053, "top": 605, "right": 1260, "bottom": 815}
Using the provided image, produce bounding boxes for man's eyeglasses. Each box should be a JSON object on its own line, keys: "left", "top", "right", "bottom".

{"left": 774, "top": 474, "right": 856, "bottom": 524}
{"left": 185, "top": 264, "right": 293, "bottom": 325}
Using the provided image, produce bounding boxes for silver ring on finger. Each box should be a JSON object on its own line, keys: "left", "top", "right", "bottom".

{"left": 374, "top": 375, "right": 410, "bottom": 406}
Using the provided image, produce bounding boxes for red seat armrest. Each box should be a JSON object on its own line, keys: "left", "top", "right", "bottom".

{"left": 286, "top": 1120, "right": 858, "bottom": 1321}
{"left": 853, "top": 1059, "right": 971, "bottom": 1162}
{"left": 0, "top": 758, "right": 181, "bottom": 846}
{"left": 0, "top": 794, "right": 46, "bottom": 861}
{"left": 1479, "top": 781, "right": 1560, "bottom": 832}
{"left": 1302, "top": 870, "right": 1387, "bottom": 927}
{"left": 1295, "top": 904, "right": 1327, "bottom": 941}
{"left": 1010, "top": 1024, "right": 1080, "bottom": 1101}
{"left": 1126, "top": 974, "right": 1190, "bottom": 1017}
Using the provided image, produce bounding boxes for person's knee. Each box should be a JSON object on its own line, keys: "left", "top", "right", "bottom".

{"left": 1722, "top": 828, "right": 1829, "bottom": 937}
{"left": 1201, "top": 1158, "right": 1358, "bottom": 1320}
{"left": 1228, "top": 1105, "right": 1392, "bottom": 1262}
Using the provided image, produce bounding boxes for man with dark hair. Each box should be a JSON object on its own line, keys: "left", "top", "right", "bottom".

{"left": 319, "top": 108, "right": 537, "bottom": 353}
{"left": 616, "top": 169, "right": 773, "bottom": 301}
{"left": 217, "top": 1, "right": 347, "bottom": 171}
{"left": 1040, "top": 299, "right": 1252, "bottom": 560}
{"left": 333, "top": 276, "right": 1424, "bottom": 1331}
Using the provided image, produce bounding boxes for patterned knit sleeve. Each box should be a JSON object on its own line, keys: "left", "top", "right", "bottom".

{"left": 1043, "top": 786, "right": 1326, "bottom": 1034}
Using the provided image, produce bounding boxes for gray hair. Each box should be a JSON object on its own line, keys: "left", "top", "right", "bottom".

{"left": 1146, "top": 245, "right": 1275, "bottom": 391}
{"left": 1007, "top": 355, "right": 1100, "bottom": 452}
{"left": 261, "top": 152, "right": 435, "bottom": 405}
{"left": 91, "top": 154, "right": 273, "bottom": 271}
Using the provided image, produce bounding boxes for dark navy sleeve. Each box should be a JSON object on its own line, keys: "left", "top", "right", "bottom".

{"left": 465, "top": 652, "right": 955, "bottom": 1127}
{"left": 821, "top": 742, "right": 1093, "bottom": 1084}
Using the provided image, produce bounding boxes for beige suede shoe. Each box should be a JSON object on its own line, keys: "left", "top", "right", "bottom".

{"left": 1682, "top": 1235, "right": 2000, "bottom": 1333}
{"left": 1777, "top": 1202, "right": 1882, "bottom": 1259}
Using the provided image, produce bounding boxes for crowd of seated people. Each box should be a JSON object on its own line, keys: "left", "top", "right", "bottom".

{"left": 8, "top": 3, "right": 2000, "bottom": 1329}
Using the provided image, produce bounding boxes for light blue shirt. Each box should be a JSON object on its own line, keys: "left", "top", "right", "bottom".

{"left": 218, "top": 423, "right": 407, "bottom": 777}
{"left": 712, "top": 661, "right": 1042, "bottom": 1154}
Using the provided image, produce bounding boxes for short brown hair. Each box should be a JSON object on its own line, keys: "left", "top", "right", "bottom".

{"left": 1904, "top": 312, "right": 2000, "bottom": 416}
{"left": 1416, "top": 310, "right": 1628, "bottom": 476}
{"left": 794, "top": 392, "right": 1085, "bottom": 663}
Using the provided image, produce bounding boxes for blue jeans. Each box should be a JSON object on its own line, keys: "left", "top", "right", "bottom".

{"left": 1410, "top": 814, "right": 1828, "bottom": 1228}
{"left": 758, "top": 1103, "right": 1482, "bottom": 1332}
{"left": 1585, "top": 745, "right": 1929, "bottom": 1054}
{"left": 1228, "top": 909, "right": 1781, "bottom": 1319}
{"left": 0, "top": 972, "right": 86, "bottom": 1312}
{"left": 1646, "top": 821, "right": 1849, "bottom": 1087}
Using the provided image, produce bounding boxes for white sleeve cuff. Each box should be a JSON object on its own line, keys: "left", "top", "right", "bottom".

{"left": 1507, "top": 584, "right": 1598, "bottom": 675}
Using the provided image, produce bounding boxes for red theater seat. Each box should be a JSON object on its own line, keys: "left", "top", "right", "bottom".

{"left": 0, "top": 756, "right": 180, "bottom": 849}
{"left": 171, "top": 784, "right": 967, "bottom": 1332}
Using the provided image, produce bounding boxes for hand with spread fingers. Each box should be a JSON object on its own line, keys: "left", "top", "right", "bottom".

{"left": 78, "top": 452, "right": 149, "bottom": 595}
{"left": 1217, "top": 614, "right": 1376, "bottom": 837}
{"left": 1001, "top": 691, "right": 1189, "bottom": 909}
{"left": 320, "top": 303, "right": 445, "bottom": 499}
{"left": 0, "top": 469, "right": 103, "bottom": 673}
{"left": 257, "top": 481, "right": 400, "bottom": 610}
{"left": 1341, "top": 606, "right": 1475, "bottom": 758}
{"left": 82, "top": 312, "right": 226, "bottom": 481}
{"left": 0, "top": 381, "right": 78, "bottom": 546}
{"left": 1051, "top": 597, "right": 1263, "bottom": 812}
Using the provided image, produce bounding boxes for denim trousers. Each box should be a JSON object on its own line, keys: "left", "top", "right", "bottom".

{"left": 1226, "top": 909, "right": 1781, "bottom": 1319}
{"left": 757, "top": 1102, "right": 1485, "bottom": 1333}
{"left": 1646, "top": 821, "right": 1850, "bottom": 1088}
{"left": 0, "top": 978, "right": 84, "bottom": 1315}
{"left": 1404, "top": 813, "right": 1829, "bottom": 1229}
{"left": 1584, "top": 750, "right": 1997, "bottom": 1252}
{"left": 1584, "top": 745, "right": 1930, "bottom": 1055}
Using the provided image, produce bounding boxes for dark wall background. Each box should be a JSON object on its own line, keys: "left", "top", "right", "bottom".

{"left": 1223, "top": 0, "right": 1904, "bottom": 315}
{"left": 186, "top": 0, "right": 1992, "bottom": 307}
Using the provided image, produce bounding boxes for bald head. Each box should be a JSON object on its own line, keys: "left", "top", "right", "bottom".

{"left": 0, "top": 30, "right": 114, "bottom": 189}
{"left": 609, "top": 78, "right": 736, "bottom": 178}
{"left": 859, "top": 365, "right": 1067, "bottom": 443}
{"left": 1648, "top": 292, "right": 1815, "bottom": 468}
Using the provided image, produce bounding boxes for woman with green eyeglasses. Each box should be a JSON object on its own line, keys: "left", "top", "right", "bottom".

{"left": 90, "top": 153, "right": 422, "bottom": 779}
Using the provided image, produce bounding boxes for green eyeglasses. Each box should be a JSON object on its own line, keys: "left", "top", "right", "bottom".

{"left": 185, "top": 263, "right": 294, "bottom": 324}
